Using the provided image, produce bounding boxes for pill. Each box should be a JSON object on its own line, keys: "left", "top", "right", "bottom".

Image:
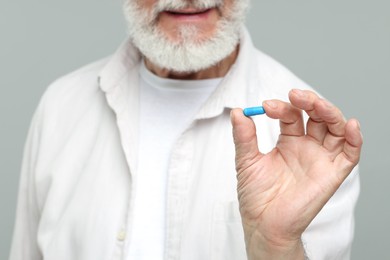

{"left": 243, "top": 106, "right": 266, "bottom": 117}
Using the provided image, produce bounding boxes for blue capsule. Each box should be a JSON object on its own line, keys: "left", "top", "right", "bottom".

{"left": 243, "top": 106, "right": 266, "bottom": 117}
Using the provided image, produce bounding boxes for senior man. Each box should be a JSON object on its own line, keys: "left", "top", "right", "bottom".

{"left": 10, "top": 0, "right": 362, "bottom": 259}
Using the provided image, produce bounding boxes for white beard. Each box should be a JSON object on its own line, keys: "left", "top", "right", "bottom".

{"left": 123, "top": 0, "right": 249, "bottom": 73}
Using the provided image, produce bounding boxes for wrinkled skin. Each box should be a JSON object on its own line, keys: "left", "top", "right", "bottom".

{"left": 231, "top": 89, "right": 363, "bottom": 259}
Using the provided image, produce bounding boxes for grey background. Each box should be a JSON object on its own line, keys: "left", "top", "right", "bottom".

{"left": 1, "top": 0, "right": 389, "bottom": 259}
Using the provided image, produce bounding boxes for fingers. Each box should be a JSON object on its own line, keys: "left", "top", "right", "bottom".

{"left": 343, "top": 119, "right": 363, "bottom": 162}
{"left": 288, "top": 90, "right": 328, "bottom": 143}
{"left": 262, "top": 100, "right": 305, "bottom": 137}
{"left": 288, "top": 89, "right": 347, "bottom": 148}
{"left": 231, "top": 108, "right": 262, "bottom": 172}
{"left": 334, "top": 119, "right": 363, "bottom": 177}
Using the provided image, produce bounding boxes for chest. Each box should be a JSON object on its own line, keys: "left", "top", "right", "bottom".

{"left": 35, "top": 109, "right": 278, "bottom": 260}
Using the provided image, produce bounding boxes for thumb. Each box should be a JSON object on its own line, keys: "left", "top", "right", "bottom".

{"left": 231, "top": 108, "right": 263, "bottom": 171}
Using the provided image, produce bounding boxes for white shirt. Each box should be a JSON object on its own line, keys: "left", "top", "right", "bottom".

{"left": 10, "top": 27, "right": 360, "bottom": 260}
{"left": 128, "top": 61, "right": 220, "bottom": 259}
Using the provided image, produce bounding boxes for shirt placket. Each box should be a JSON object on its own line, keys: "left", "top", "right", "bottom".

{"left": 100, "top": 68, "right": 140, "bottom": 260}
{"left": 165, "top": 127, "right": 195, "bottom": 260}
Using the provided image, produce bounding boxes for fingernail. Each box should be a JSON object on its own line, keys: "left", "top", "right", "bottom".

{"left": 292, "top": 89, "right": 306, "bottom": 97}
{"left": 264, "top": 100, "right": 277, "bottom": 109}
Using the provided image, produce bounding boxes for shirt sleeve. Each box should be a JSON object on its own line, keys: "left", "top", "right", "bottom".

{"left": 302, "top": 166, "right": 360, "bottom": 260}
{"left": 9, "top": 101, "right": 45, "bottom": 260}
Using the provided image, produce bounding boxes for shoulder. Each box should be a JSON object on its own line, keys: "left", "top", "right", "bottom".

{"left": 42, "top": 57, "right": 110, "bottom": 103}
{"left": 37, "top": 57, "right": 112, "bottom": 116}
{"left": 32, "top": 57, "right": 113, "bottom": 134}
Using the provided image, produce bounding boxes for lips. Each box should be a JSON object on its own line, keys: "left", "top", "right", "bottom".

{"left": 160, "top": 7, "right": 217, "bottom": 23}
{"left": 166, "top": 8, "right": 212, "bottom": 15}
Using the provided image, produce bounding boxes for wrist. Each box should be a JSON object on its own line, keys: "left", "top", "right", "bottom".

{"left": 245, "top": 229, "right": 306, "bottom": 260}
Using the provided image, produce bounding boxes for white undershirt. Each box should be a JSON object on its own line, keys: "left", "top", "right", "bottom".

{"left": 126, "top": 61, "right": 221, "bottom": 259}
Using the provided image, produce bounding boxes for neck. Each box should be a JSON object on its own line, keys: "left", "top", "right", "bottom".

{"left": 144, "top": 45, "right": 239, "bottom": 80}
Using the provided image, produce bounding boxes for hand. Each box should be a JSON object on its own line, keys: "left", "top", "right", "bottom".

{"left": 231, "top": 89, "right": 363, "bottom": 259}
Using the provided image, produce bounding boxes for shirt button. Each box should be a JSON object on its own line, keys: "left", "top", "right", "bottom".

{"left": 117, "top": 230, "right": 126, "bottom": 241}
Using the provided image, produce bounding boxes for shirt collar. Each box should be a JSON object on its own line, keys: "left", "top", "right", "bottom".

{"left": 195, "top": 27, "right": 260, "bottom": 120}
{"left": 98, "top": 40, "right": 141, "bottom": 94}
